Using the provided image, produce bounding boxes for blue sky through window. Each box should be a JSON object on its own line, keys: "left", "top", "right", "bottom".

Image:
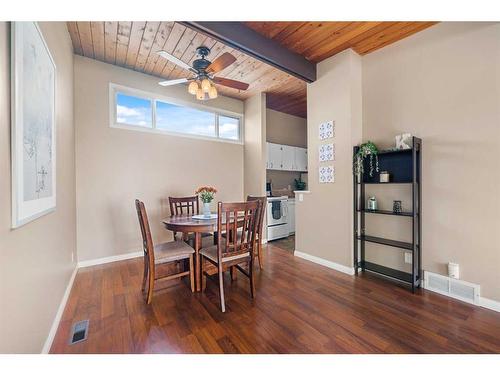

{"left": 156, "top": 101, "right": 216, "bottom": 137}
{"left": 218, "top": 115, "right": 239, "bottom": 140}
{"left": 116, "top": 93, "right": 152, "bottom": 127}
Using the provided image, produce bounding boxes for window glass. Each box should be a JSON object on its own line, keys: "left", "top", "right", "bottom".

{"left": 155, "top": 101, "right": 216, "bottom": 137}
{"left": 116, "top": 93, "right": 152, "bottom": 128}
{"left": 218, "top": 115, "right": 240, "bottom": 140}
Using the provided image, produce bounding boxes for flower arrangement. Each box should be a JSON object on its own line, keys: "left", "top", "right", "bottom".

{"left": 353, "top": 141, "right": 379, "bottom": 178}
{"left": 195, "top": 186, "right": 217, "bottom": 203}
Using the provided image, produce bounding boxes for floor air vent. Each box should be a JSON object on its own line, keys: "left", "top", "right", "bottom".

{"left": 69, "top": 320, "right": 89, "bottom": 345}
{"left": 424, "top": 271, "right": 480, "bottom": 305}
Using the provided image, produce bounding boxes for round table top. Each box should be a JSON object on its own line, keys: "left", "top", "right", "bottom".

{"left": 162, "top": 214, "right": 218, "bottom": 232}
{"left": 162, "top": 214, "right": 246, "bottom": 232}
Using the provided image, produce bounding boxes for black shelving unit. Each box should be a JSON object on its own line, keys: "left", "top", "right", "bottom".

{"left": 353, "top": 137, "right": 422, "bottom": 292}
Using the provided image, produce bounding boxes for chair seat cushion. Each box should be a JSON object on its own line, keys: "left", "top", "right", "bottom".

{"left": 154, "top": 240, "right": 194, "bottom": 264}
{"left": 200, "top": 245, "right": 250, "bottom": 264}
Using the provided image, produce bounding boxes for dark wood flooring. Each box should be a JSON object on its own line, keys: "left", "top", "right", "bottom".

{"left": 50, "top": 244, "right": 500, "bottom": 353}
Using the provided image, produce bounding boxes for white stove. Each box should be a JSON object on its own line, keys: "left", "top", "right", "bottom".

{"left": 267, "top": 196, "right": 289, "bottom": 241}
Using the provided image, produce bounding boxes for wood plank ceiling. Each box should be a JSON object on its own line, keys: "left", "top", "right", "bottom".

{"left": 66, "top": 22, "right": 436, "bottom": 119}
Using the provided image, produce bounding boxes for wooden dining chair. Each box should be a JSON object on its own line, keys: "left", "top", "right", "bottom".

{"left": 247, "top": 196, "right": 266, "bottom": 269}
{"left": 168, "top": 196, "right": 198, "bottom": 241}
{"left": 168, "top": 196, "right": 213, "bottom": 243}
{"left": 200, "top": 200, "right": 261, "bottom": 312}
{"left": 135, "top": 199, "right": 195, "bottom": 304}
{"left": 221, "top": 196, "right": 266, "bottom": 270}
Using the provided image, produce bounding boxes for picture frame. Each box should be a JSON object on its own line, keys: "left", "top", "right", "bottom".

{"left": 11, "top": 22, "right": 56, "bottom": 228}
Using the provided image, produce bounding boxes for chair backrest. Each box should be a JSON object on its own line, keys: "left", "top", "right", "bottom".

{"left": 168, "top": 196, "right": 199, "bottom": 216}
{"left": 216, "top": 201, "right": 260, "bottom": 261}
{"left": 135, "top": 199, "right": 155, "bottom": 264}
{"left": 247, "top": 195, "right": 266, "bottom": 238}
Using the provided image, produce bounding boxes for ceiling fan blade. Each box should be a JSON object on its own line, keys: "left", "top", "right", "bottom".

{"left": 212, "top": 77, "right": 249, "bottom": 91}
{"left": 206, "top": 52, "right": 237, "bottom": 74}
{"left": 158, "top": 78, "right": 189, "bottom": 87}
{"left": 157, "top": 50, "right": 195, "bottom": 73}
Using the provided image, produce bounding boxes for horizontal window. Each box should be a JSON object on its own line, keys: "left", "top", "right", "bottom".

{"left": 110, "top": 84, "right": 243, "bottom": 143}
{"left": 156, "top": 100, "right": 216, "bottom": 137}
{"left": 116, "top": 93, "right": 153, "bottom": 128}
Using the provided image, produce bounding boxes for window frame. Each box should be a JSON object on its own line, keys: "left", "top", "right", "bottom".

{"left": 109, "top": 83, "right": 244, "bottom": 144}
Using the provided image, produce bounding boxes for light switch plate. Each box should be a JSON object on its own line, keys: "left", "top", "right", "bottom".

{"left": 404, "top": 252, "right": 412, "bottom": 264}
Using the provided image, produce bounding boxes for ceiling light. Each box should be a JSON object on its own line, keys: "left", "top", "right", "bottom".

{"left": 208, "top": 85, "right": 218, "bottom": 99}
{"left": 196, "top": 88, "right": 205, "bottom": 100}
{"left": 188, "top": 81, "right": 198, "bottom": 95}
{"left": 201, "top": 78, "right": 211, "bottom": 93}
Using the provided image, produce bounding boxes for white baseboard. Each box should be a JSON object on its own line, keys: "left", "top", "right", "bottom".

{"left": 77, "top": 251, "right": 143, "bottom": 268}
{"left": 294, "top": 250, "right": 355, "bottom": 275}
{"left": 479, "top": 297, "right": 500, "bottom": 313}
{"left": 41, "top": 266, "right": 78, "bottom": 354}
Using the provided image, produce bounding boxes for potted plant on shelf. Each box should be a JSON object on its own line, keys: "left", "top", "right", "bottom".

{"left": 294, "top": 177, "right": 307, "bottom": 191}
{"left": 195, "top": 186, "right": 217, "bottom": 217}
{"left": 353, "top": 141, "right": 380, "bottom": 178}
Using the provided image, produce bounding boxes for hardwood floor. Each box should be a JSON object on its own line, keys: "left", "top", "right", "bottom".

{"left": 50, "top": 244, "right": 500, "bottom": 354}
{"left": 269, "top": 235, "right": 295, "bottom": 253}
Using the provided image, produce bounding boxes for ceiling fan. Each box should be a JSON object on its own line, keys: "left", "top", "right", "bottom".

{"left": 157, "top": 46, "right": 249, "bottom": 100}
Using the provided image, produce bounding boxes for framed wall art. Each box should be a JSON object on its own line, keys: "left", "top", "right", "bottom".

{"left": 11, "top": 22, "right": 56, "bottom": 228}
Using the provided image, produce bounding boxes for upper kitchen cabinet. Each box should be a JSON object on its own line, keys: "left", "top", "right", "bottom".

{"left": 267, "top": 142, "right": 282, "bottom": 170}
{"left": 294, "top": 147, "right": 308, "bottom": 172}
{"left": 266, "top": 142, "right": 307, "bottom": 172}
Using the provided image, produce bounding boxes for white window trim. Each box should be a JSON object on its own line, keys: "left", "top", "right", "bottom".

{"left": 109, "top": 83, "right": 244, "bottom": 145}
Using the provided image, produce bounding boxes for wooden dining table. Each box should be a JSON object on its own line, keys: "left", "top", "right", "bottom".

{"left": 162, "top": 214, "right": 239, "bottom": 292}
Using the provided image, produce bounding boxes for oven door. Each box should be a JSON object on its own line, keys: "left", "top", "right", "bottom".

{"left": 267, "top": 200, "right": 288, "bottom": 226}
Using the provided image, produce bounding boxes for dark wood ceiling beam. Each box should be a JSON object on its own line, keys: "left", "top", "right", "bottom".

{"left": 180, "top": 21, "right": 316, "bottom": 83}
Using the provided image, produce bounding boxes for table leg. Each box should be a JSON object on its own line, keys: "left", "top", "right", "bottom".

{"left": 195, "top": 232, "right": 202, "bottom": 292}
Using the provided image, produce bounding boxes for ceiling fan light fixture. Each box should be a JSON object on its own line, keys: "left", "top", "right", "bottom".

{"left": 196, "top": 87, "right": 205, "bottom": 101}
{"left": 188, "top": 81, "right": 198, "bottom": 95}
{"left": 208, "top": 85, "right": 218, "bottom": 99}
{"left": 201, "top": 78, "right": 211, "bottom": 93}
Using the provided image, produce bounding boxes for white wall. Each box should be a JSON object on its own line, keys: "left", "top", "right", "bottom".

{"left": 74, "top": 56, "right": 245, "bottom": 262}
{"left": 0, "top": 22, "right": 76, "bottom": 353}
{"left": 362, "top": 22, "right": 500, "bottom": 300}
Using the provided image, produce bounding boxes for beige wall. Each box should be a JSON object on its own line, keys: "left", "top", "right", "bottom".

{"left": 296, "top": 49, "right": 362, "bottom": 267}
{"left": 243, "top": 93, "right": 267, "bottom": 198}
{"left": 75, "top": 56, "right": 244, "bottom": 262}
{"left": 0, "top": 22, "right": 76, "bottom": 353}
{"left": 266, "top": 108, "right": 307, "bottom": 147}
{"left": 362, "top": 22, "right": 500, "bottom": 300}
{"left": 266, "top": 108, "right": 307, "bottom": 190}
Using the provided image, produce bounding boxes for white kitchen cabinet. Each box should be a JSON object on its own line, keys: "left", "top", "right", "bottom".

{"left": 288, "top": 199, "right": 295, "bottom": 234}
{"left": 266, "top": 142, "right": 307, "bottom": 172}
{"left": 294, "top": 147, "right": 308, "bottom": 172}
{"left": 267, "top": 142, "right": 282, "bottom": 170}
{"left": 281, "top": 145, "right": 295, "bottom": 170}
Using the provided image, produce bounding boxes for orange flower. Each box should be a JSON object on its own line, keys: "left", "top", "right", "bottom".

{"left": 195, "top": 186, "right": 217, "bottom": 194}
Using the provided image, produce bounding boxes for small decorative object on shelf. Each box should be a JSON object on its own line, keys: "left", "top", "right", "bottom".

{"left": 367, "top": 196, "right": 378, "bottom": 210}
{"left": 195, "top": 186, "right": 217, "bottom": 217}
{"left": 395, "top": 133, "right": 412, "bottom": 150}
{"left": 353, "top": 141, "right": 379, "bottom": 178}
{"left": 380, "top": 171, "right": 390, "bottom": 183}
{"left": 393, "top": 200, "right": 402, "bottom": 213}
